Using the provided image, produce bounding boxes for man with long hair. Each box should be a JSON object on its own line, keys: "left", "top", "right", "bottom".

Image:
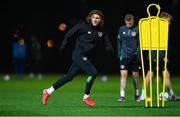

{"left": 42, "top": 10, "right": 113, "bottom": 107}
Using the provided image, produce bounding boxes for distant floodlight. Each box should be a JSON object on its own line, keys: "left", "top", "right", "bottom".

{"left": 58, "top": 23, "right": 67, "bottom": 31}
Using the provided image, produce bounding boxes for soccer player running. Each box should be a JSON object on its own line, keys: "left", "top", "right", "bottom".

{"left": 117, "top": 14, "right": 141, "bottom": 102}
{"left": 42, "top": 10, "right": 113, "bottom": 107}
{"left": 140, "top": 12, "right": 180, "bottom": 101}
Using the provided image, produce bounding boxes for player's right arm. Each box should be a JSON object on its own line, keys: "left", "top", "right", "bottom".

{"left": 60, "top": 23, "right": 82, "bottom": 49}
{"left": 117, "top": 27, "right": 122, "bottom": 58}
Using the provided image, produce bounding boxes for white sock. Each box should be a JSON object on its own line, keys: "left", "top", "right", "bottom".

{"left": 47, "top": 86, "right": 55, "bottom": 94}
{"left": 120, "top": 89, "right": 125, "bottom": 97}
{"left": 165, "top": 92, "right": 169, "bottom": 96}
{"left": 170, "top": 89, "right": 174, "bottom": 95}
{"left": 83, "top": 94, "right": 90, "bottom": 99}
{"left": 141, "top": 89, "right": 144, "bottom": 96}
{"left": 141, "top": 89, "right": 144, "bottom": 94}
{"left": 136, "top": 89, "right": 139, "bottom": 96}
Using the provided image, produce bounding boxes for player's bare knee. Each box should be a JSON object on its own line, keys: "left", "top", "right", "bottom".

{"left": 121, "top": 70, "right": 128, "bottom": 78}
{"left": 132, "top": 72, "right": 139, "bottom": 79}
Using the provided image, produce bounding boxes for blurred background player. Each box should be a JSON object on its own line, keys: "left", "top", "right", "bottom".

{"left": 29, "top": 34, "right": 43, "bottom": 80}
{"left": 12, "top": 29, "right": 27, "bottom": 79}
{"left": 140, "top": 12, "right": 180, "bottom": 101}
{"left": 42, "top": 10, "right": 113, "bottom": 107}
{"left": 117, "top": 14, "right": 141, "bottom": 102}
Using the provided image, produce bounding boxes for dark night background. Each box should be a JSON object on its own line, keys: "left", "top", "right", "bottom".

{"left": 0, "top": 0, "right": 179, "bottom": 75}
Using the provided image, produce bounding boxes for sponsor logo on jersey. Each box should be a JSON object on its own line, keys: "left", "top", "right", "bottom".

{"left": 120, "top": 65, "right": 125, "bottom": 69}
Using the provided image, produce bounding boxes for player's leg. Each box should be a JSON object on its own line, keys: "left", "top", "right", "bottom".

{"left": 160, "top": 69, "right": 171, "bottom": 101}
{"left": 162, "top": 69, "right": 180, "bottom": 101}
{"left": 140, "top": 59, "right": 156, "bottom": 100}
{"left": 118, "top": 70, "right": 128, "bottom": 102}
{"left": 164, "top": 70, "right": 180, "bottom": 101}
{"left": 42, "top": 62, "right": 80, "bottom": 105}
{"left": 75, "top": 56, "right": 97, "bottom": 107}
{"left": 118, "top": 58, "right": 129, "bottom": 102}
{"left": 132, "top": 71, "right": 140, "bottom": 102}
{"left": 157, "top": 60, "right": 171, "bottom": 101}
{"left": 140, "top": 71, "right": 154, "bottom": 100}
{"left": 163, "top": 70, "right": 172, "bottom": 92}
{"left": 132, "top": 58, "right": 141, "bottom": 102}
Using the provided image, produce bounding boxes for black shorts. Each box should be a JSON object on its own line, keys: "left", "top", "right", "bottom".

{"left": 120, "top": 57, "right": 141, "bottom": 72}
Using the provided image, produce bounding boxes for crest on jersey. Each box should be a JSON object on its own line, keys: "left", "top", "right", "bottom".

{"left": 98, "top": 32, "right": 103, "bottom": 37}
{"left": 131, "top": 32, "right": 137, "bottom": 36}
{"left": 120, "top": 65, "right": 125, "bottom": 69}
{"left": 82, "top": 56, "right": 88, "bottom": 61}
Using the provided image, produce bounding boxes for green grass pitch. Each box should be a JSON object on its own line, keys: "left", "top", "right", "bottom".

{"left": 0, "top": 74, "right": 180, "bottom": 116}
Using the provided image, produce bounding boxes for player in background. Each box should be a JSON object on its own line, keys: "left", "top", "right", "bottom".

{"left": 117, "top": 14, "right": 141, "bottom": 102}
{"left": 42, "top": 10, "right": 114, "bottom": 107}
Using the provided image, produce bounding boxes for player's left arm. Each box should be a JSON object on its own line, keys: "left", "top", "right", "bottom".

{"left": 135, "top": 28, "right": 140, "bottom": 58}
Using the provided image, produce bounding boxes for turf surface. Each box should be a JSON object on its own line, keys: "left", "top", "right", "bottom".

{"left": 0, "top": 74, "right": 180, "bottom": 116}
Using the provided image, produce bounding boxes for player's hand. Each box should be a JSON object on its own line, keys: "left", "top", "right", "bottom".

{"left": 163, "top": 58, "right": 169, "bottom": 63}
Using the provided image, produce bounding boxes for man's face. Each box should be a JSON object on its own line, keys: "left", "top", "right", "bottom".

{"left": 90, "top": 14, "right": 102, "bottom": 26}
{"left": 125, "top": 19, "right": 134, "bottom": 28}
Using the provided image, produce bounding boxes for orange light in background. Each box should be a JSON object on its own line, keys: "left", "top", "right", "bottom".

{"left": 58, "top": 23, "right": 67, "bottom": 31}
{"left": 47, "top": 40, "right": 54, "bottom": 48}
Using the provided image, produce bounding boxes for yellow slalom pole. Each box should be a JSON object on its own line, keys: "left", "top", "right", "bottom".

{"left": 156, "top": 18, "right": 160, "bottom": 108}
{"left": 139, "top": 3, "right": 169, "bottom": 107}
{"left": 148, "top": 19, "right": 153, "bottom": 107}
{"left": 140, "top": 47, "right": 148, "bottom": 107}
{"left": 162, "top": 50, "right": 168, "bottom": 107}
{"left": 156, "top": 5, "right": 160, "bottom": 108}
{"left": 147, "top": 3, "right": 161, "bottom": 108}
{"left": 155, "top": 7, "right": 160, "bottom": 107}
{"left": 139, "top": 19, "right": 148, "bottom": 107}
{"left": 162, "top": 27, "right": 169, "bottom": 107}
{"left": 147, "top": 6, "right": 152, "bottom": 107}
